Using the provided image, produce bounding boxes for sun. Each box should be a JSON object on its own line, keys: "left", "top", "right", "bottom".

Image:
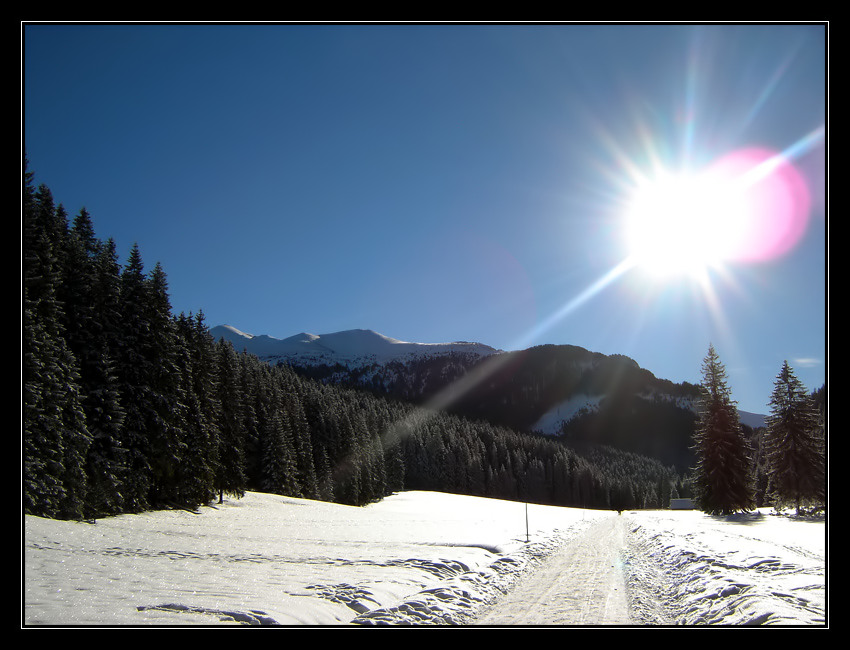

{"left": 620, "top": 146, "right": 813, "bottom": 283}
{"left": 622, "top": 166, "right": 749, "bottom": 281}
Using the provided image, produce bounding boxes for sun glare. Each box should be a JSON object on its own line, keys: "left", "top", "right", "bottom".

{"left": 622, "top": 147, "right": 812, "bottom": 282}
{"left": 624, "top": 169, "right": 738, "bottom": 279}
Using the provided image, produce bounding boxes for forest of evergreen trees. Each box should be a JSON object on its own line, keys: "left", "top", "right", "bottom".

{"left": 23, "top": 164, "right": 692, "bottom": 521}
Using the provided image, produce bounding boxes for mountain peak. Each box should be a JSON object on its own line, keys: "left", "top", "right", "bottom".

{"left": 210, "top": 325, "right": 499, "bottom": 364}
{"left": 218, "top": 324, "right": 254, "bottom": 339}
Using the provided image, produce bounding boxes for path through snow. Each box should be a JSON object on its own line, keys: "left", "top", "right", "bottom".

{"left": 475, "top": 514, "right": 632, "bottom": 625}
{"left": 474, "top": 509, "right": 826, "bottom": 626}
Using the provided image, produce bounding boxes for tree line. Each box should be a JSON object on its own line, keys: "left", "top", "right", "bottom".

{"left": 23, "top": 166, "right": 686, "bottom": 520}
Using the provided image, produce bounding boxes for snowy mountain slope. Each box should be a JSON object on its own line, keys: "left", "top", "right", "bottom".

{"left": 532, "top": 394, "right": 604, "bottom": 434}
{"left": 211, "top": 325, "right": 500, "bottom": 365}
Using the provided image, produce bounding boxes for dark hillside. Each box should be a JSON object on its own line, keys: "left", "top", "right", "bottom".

{"left": 286, "top": 343, "right": 702, "bottom": 471}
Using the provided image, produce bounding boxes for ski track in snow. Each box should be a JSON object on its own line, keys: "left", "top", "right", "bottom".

{"left": 474, "top": 516, "right": 633, "bottom": 625}
{"left": 23, "top": 492, "right": 826, "bottom": 627}
{"left": 352, "top": 525, "right": 596, "bottom": 625}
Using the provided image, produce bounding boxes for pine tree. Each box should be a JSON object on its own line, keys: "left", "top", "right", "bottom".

{"left": 258, "top": 379, "right": 299, "bottom": 496}
{"left": 71, "top": 207, "right": 99, "bottom": 256}
{"left": 275, "top": 367, "right": 319, "bottom": 499}
{"left": 382, "top": 428, "right": 406, "bottom": 494}
{"left": 691, "top": 345, "right": 754, "bottom": 515}
{"left": 239, "top": 352, "right": 266, "bottom": 487}
{"left": 144, "top": 263, "right": 189, "bottom": 506}
{"left": 114, "top": 244, "right": 158, "bottom": 511}
{"left": 764, "top": 361, "right": 825, "bottom": 514}
{"left": 82, "top": 238, "right": 129, "bottom": 515}
{"left": 23, "top": 172, "right": 91, "bottom": 519}
{"left": 214, "top": 338, "right": 248, "bottom": 502}
{"left": 173, "top": 312, "right": 220, "bottom": 509}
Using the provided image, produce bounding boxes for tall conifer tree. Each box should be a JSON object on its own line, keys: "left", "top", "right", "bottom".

{"left": 173, "top": 312, "right": 219, "bottom": 508}
{"left": 214, "top": 338, "right": 248, "bottom": 502}
{"left": 691, "top": 345, "right": 754, "bottom": 515}
{"left": 114, "top": 244, "right": 156, "bottom": 511}
{"left": 764, "top": 361, "right": 825, "bottom": 514}
{"left": 144, "top": 263, "right": 187, "bottom": 505}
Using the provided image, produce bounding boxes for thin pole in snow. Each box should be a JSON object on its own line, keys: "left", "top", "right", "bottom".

{"left": 525, "top": 502, "right": 529, "bottom": 542}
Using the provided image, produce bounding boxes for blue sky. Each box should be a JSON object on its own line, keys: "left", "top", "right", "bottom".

{"left": 23, "top": 23, "right": 827, "bottom": 415}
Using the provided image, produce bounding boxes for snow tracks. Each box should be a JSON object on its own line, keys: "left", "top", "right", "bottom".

{"left": 474, "top": 514, "right": 634, "bottom": 626}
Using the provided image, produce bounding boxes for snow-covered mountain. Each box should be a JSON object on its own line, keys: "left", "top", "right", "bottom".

{"left": 211, "top": 324, "right": 767, "bottom": 469}
{"left": 210, "top": 324, "right": 500, "bottom": 366}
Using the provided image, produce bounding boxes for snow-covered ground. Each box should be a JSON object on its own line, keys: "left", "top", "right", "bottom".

{"left": 623, "top": 509, "right": 826, "bottom": 625}
{"left": 22, "top": 491, "right": 826, "bottom": 626}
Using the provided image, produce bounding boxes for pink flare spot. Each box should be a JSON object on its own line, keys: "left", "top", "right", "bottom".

{"left": 706, "top": 148, "right": 810, "bottom": 263}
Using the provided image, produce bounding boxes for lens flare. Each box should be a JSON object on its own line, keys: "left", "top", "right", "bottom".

{"left": 704, "top": 147, "right": 811, "bottom": 263}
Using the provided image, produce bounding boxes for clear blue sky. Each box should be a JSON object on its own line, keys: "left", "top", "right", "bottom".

{"left": 23, "top": 23, "right": 827, "bottom": 415}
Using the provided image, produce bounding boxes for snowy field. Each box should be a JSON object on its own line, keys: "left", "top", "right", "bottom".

{"left": 624, "top": 509, "right": 826, "bottom": 625}
{"left": 23, "top": 490, "right": 826, "bottom": 627}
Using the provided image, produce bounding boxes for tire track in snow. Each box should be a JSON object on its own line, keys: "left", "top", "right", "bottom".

{"left": 474, "top": 515, "right": 633, "bottom": 626}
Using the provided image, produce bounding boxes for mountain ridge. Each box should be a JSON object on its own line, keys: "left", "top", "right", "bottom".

{"left": 210, "top": 324, "right": 766, "bottom": 470}
{"left": 210, "top": 324, "right": 501, "bottom": 364}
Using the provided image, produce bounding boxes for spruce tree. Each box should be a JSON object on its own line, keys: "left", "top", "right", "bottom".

{"left": 691, "top": 345, "right": 754, "bottom": 515}
{"left": 173, "top": 312, "right": 219, "bottom": 509}
{"left": 144, "top": 263, "right": 188, "bottom": 506}
{"left": 23, "top": 174, "right": 91, "bottom": 519}
{"left": 214, "top": 338, "right": 248, "bottom": 502}
{"left": 71, "top": 207, "right": 99, "bottom": 256}
{"left": 258, "top": 379, "right": 299, "bottom": 496}
{"left": 764, "top": 361, "right": 825, "bottom": 514}
{"left": 114, "top": 244, "right": 157, "bottom": 511}
{"left": 383, "top": 431, "right": 406, "bottom": 494}
{"left": 82, "top": 237, "right": 129, "bottom": 516}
